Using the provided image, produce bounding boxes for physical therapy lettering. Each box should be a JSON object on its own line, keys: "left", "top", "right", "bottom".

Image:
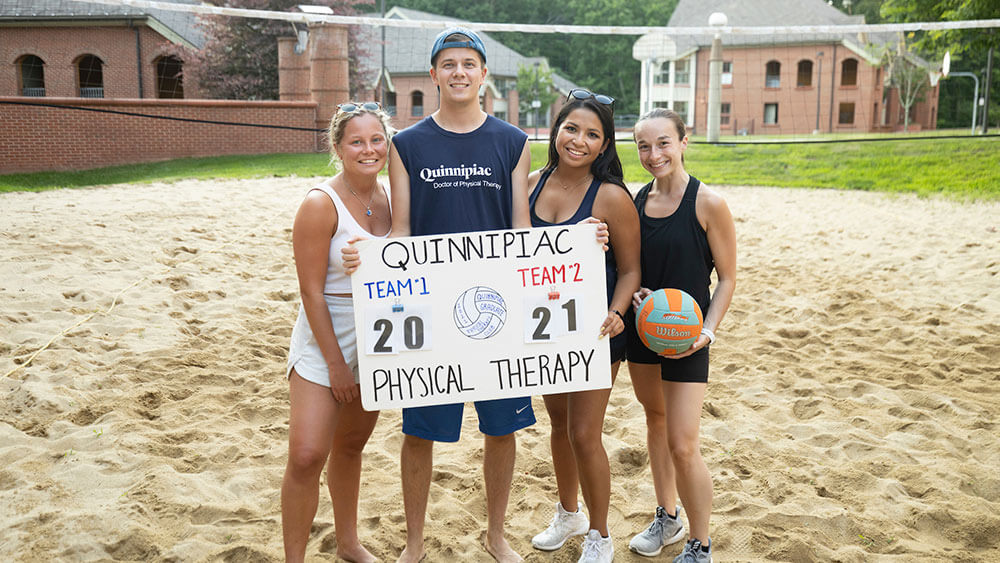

{"left": 351, "top": 224, "right": 612, "bottom": 410}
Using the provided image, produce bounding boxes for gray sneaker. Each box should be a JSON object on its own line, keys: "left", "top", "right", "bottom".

{"left": 628, "top": 506, "right": 685, "bottom": 556}
{"left": 673, "top": 538, "right": 712, "bottom": 563}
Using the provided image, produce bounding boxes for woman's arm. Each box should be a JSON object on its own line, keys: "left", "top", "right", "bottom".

{"left": 594, "top": 184, "right": 642, "bottom": 338}
{"left": 292, "top": 191, "right": 357, "bottom": 402}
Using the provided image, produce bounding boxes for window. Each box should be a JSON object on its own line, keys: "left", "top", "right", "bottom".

{"left": 494, "top": 110, "right": 507, "bottom": 122}
{"left": 841, "top": 58, "right": 858, "bottom": 86}
{"left": 674, "top": 59, "right": 689, "bottom": 84}
{"left": 720, "top": 102, "right": 731, "bottom": 125}
{"left": 155, "top": 55, "right": 184, "bottom": 98}
{"left": 653, "top": 101, "right": 670, "bottom": 109}
{"left": 673, "top": 101, "right": 688, "bottom": 123}
{"left": 722, "top": 61, "right": 732, "bottom": 85}
{"left": 384, "top": 91, "right": 397, "bottom": 116}
{"left": 838, "top": 102, "right": 855, "bottom": 124}
{"left": 654, "top": 61, "right": 670, "bottom": 84}
{"left": 797, "top": 60, "right": 813, "bottom": 87}
{"left": 77, "top": 54, "right": 104, "bottom": 98}
{"left": 18, "top": 55, "right": 46, "bottom": 96}
{"left": 411, "top": 91, "right": 423, "bottom": 117}
{"left": 765, "top": 61, "right": 781, "bottom": 88}
{"left": 494, "top": 78, "right": 512, "bottom": 99}
{"left": 764, "top": 103, "right": 778, "bottom": 124}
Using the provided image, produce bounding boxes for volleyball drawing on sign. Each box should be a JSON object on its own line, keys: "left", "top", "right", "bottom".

{"left": 454, "top": 286, "right": 506, "bottom": 339}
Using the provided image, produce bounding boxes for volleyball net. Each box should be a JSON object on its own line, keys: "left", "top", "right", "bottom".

{"left": 9, "top": 0, "right": 1000, "bottom": 147}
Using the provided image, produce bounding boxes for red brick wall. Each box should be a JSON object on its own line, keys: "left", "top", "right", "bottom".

{"left": 2, "top": 25, "right": 196, "bottom": 99}
{"left": 0, "top": 97, "right": 319, "bottom": 173}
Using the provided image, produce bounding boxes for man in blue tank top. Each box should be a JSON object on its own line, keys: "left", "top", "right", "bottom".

{"left": 388, "top": 26, "right": 533, "bottom": 563}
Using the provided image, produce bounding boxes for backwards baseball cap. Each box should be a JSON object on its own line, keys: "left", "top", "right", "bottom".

{"left": 430, "top": 26, "right": 487, "bottom": 65}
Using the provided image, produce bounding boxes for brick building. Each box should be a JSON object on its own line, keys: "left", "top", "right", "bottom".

{"left": 1, "top": 0, "right": 203, "bottom": 99}
{"left": 1, "top": 0, "right": 322, "bottom": 173}
{"left": 632, "top": 0, "right": 940, "bottom": 135}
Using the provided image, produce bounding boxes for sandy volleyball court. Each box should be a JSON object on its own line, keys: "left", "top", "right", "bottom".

{"left": 1, "top": 178, "right": 998, "bottom": 562}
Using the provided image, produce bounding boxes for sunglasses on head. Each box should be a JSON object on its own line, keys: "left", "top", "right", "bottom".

{"left": 567, "top": 89, "right": 614, "bottom": 106}
{"left": 337, "top": 102, "right": 382, "bottom": 114}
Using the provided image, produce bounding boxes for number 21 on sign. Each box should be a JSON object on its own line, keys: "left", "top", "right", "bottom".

{"left": 524, "top": 293, "right": 580, "bottom": 343}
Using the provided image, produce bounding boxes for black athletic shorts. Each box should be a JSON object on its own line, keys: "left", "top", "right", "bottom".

{"left": 624, "top": 309, "right": 709, "bottom": 383}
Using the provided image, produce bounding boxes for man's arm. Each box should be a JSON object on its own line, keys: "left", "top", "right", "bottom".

{"left": 388, "top": 141, "right": 411, "bottom": 237}
{"left": 510, "top": 139, "right": 532, "bottom": 229}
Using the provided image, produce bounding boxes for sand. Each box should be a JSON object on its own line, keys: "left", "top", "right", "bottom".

{"left": 1, "top": 178, "right": 998, "bottom": 562}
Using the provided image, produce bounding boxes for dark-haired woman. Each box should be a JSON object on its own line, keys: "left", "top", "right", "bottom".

{"left": 625, "top": 108, "right": 736, "bottom": 563}
{"left": 528, "top": 89, "right": 640, "bottom": 563}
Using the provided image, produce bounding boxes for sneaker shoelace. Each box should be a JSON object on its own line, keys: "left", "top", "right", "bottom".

{"left": 678, "top": 539, "right": 704, "bottom": 562}
{"left": 645, "top": 513, "right": 665, "bottom": 540}
{"left": 582, "top": 535, "right": 604, "bottom": 559}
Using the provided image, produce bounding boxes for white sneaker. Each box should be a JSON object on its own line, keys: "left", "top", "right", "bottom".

{"left": 531, "top": 502, "right": 590, "bottom": 551}
{"left": 629, "top": 505, "right": 685, "bottom": 557}
{"left": 579, "top": 529, "right": 614, "bottom": 563}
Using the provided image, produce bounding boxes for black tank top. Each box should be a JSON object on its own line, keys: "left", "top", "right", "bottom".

{"left": 634, "top": 175, "right": 714, "bottom": 315}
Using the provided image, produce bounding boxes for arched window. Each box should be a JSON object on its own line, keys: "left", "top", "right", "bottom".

{"left": 797, "top": 60, "right": 813, "bottom": 87}
{"left": 841, "top": 58, "right": 858, "bottom": 86}
{"left": 17, "top": 54, "right": 46, "bottom": 97}
{"left": 765, "top": 61, "right": 781, "bottom": 88}
{"left": 77, "top": 54, "right": 104, "bottom": 98}
{"left": 155, "top": 55, "right": 184, "bottom": 98}
{"left": 411, "top": 90, "right": 424, "bottom": 117}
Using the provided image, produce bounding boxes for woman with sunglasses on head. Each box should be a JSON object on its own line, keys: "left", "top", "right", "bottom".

{"left": 624, "top": 109, "right": 735, "bottom": 563}
{"left": 282, "top": 102, "right": 393, "bottom": 563}
{"left": 528, "top": 89, "right": 640, "bottom": 563}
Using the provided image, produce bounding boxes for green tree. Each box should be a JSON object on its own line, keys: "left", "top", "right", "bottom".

{"left": 516, "top": 63, "right": 559, "bottom": 123}
{"left": 878, "top": 36, "right": 932, "bottom": 131}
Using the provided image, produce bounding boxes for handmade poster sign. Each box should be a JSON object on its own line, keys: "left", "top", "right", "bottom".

{"left": 351, "top": 224, "right": 611, "bottom": 411}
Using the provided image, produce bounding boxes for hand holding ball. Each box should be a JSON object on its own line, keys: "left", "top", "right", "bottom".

{"left": 636, "top": 288, "right": 704, "bottom": 355}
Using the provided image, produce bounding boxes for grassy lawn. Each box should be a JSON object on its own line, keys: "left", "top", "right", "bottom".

{"left": 3, "top": 135, "right": 998, "bottom": 200}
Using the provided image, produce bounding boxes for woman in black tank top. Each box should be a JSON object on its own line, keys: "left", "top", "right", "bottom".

{"left": 624, "top": 109, "right": 736, "bottom": 562}
{"left": 526, "top": 92, "right": 640, "bottom": 559}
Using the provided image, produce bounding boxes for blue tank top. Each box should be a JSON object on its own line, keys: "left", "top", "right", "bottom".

{"left": 393, "top": 115, "right": 528, "bottom": 236}
{"left": 529, "top": 168, "right": 620, "bottom": 307}
{"left": 530, "top": 168, "right": 627, "bottom": 358}
{"left": 633, "top": 175, "right": 714, "bottom": 315}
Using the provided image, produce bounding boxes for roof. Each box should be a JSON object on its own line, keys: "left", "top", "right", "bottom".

{"left": 377, "top": 7, "right": 577, "bottom": 94}
{"left": 0, "top": 0, "right": 204, "bottom": 47}
{"left": 649, "top": 0, "right": 893, "bottom": 58}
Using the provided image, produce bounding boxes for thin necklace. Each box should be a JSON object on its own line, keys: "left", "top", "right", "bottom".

{"left": 555, "top": 170, "right": 592, "bottom": 191}
{"left": 344, "top": 179, "right": 377, "bottom": 217}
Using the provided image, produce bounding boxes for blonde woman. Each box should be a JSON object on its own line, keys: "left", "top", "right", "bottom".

{"left": 282, "top": 102, "right": 393, "bottom": 563}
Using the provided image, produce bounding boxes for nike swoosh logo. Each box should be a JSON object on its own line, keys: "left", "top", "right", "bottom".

{"left": 515, "top": 405, "right": 529, "bottom": 414}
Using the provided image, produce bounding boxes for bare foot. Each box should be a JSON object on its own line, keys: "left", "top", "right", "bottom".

{"left": 484, "top": 532, "right": 523, "bottom": 563}
{"left": 396, "top": 545, "right": 425, "bottom": 563}
{"left": 337, "top": 542, "right": 377, "bottom": 563}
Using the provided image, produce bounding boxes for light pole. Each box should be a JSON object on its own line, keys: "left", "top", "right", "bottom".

{"left": 706, "top": 12, "right": 727, "bottom": 143}
{"left": 815, "top": 51, "right": 823, "bottom": 133}
{"left": 948, "top": 72, "right": 979, "bottom": 134}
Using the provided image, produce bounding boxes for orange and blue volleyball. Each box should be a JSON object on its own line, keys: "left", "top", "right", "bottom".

{"left": 635, "top": 288, "right": 704, "bottom": 355}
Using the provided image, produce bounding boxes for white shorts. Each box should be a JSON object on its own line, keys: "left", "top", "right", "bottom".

{"left": 286, "top": 295, "right": 359, "bottom": 387}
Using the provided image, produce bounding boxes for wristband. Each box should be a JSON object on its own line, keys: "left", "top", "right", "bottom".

{"left": 611, "top": 309, "right": 625, "bottom": 321}
{"left": 701, "top": 327, "right": 716, "bottom": 345}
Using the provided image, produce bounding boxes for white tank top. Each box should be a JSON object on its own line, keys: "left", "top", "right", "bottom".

{"left": 309, "top": 180, "right": 390, "bottom": 294}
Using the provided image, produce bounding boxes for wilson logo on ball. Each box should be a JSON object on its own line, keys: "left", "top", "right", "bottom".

{"left": 636, "top": 288, "right": 703, "bottom": 356}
